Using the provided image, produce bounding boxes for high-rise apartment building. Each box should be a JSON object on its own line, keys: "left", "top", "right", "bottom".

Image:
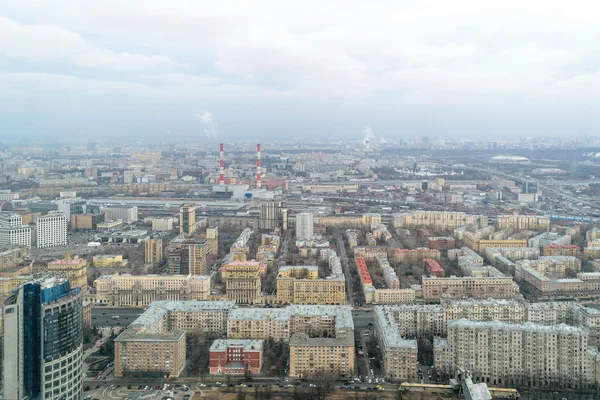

{"left": 258, "top": 201, "right": 282, "bottom": 232}
{"left": 123, "top": 170, "right": 134, "bottom": 184}
{"left": 0, "top": 213, "right": 32, "bottom": 247}
{"left": 145, "top": 238, "right": 163, "bottom": 263}
{"left": 295, "top": 212, "right": 314, "bottom": 240}
{"left": 167, "top": 237, "right": 210, "bottom": 275}
{"left": 179, "top": 203, "right": 197, "bottom": 234}
{"left": 35, "top": 212, "right": 68, "bottom": 248}
{"left": 2, "top": 277, "right": 83, "bottom": 400}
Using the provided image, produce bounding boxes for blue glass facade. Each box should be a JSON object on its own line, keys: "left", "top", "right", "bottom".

{"left": 22, "top": 283, "right": 43, "bottom": 400}
{"left": 6, "top": 279, "right": 83, "bottom": 400}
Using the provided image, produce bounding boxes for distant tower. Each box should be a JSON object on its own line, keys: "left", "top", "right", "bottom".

{"left": 219, "top": 143, "right": 225, "bottom": 185}
{"left": 296, "top": 212, "right": 314, "bottom": 240}
{"left": 179, "top": 203, "right": 197, "bottom": 234}
{"left": 256, "top": 144, "right": 262, "bottom": 188}
{"left": 259, "top": 201, "right": 282, "bottom": 232}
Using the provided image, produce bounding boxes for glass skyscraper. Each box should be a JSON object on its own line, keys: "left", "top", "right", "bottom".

{"left": 3, "top": 276, "right": 83, "bottom": 400}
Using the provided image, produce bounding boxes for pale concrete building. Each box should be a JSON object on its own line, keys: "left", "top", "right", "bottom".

{"left": 434, "top": 319, "right": 600, "bottom": 390}
{"left": 95, "top": 274, "right": 210, "bottom": 306}
{"left": 0, "top": 214, "right": 31, "bottom": 247}
{"left": 221, "top": 260, "right": 264, "bottom": 304}
{"left": 35, "top": 212, "right": 68, "bottom": 248}
{"left": 496, "top": 215, "right": 551, "bottom": 231}
{"left": 114, "top": 328, "right": 186, "bottom": 378}
{"left": 295, "top": 212, "right": 314, "bottom": 241}
{"left": 392, "top": 211, "right": 487, "bottom": 230}
{"left": 422, "top": 275, "right": 519, "bottom": 301}
{"left": 374, "top": 306, "right": 418, "bottom": 382}
{"left": 289, "top": 333, "right": 354, "bottom": 379}
{"left": 276, "top": 265, "right": 346, "bottom": 305}
{"left": 152, "top": 217, "right": 174, "bottom": 232}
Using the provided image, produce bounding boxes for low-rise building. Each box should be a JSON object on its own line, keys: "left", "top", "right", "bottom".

{"left": 426, "top": 236, "right": 455, "bottom": 250}
{"left": 424, "top": 258, "right": 444, "bottom": 277}
{"left": 151, "top": 217, "right": 174, "bottom": 232}
{"left": 93, "top": 254, "right": 127, "bottom": 268}
{"left": 209, "top": 339, "right": 264, "bottom": 375}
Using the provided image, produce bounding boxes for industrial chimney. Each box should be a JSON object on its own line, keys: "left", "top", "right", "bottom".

{"left": 256, "top": 144, "right": 262, "bottom": 188}
{"left": 219, "top": 143, "right": 225, "bottom": 185}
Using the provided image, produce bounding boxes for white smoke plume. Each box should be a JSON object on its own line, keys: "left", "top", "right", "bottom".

{"left": 195, "top": 111, "right": 218, "bottom": 137}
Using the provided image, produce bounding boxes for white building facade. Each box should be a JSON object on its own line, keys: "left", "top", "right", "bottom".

{"left": 36, "top": 212, "right": 67, "bottom": 248}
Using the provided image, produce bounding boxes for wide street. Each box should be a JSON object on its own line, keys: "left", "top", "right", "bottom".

{"left": 352, "top": 309, "right": 375, "bottom": 330}
{"left": 92, "top": 307, "right": 145, "bottom": 327}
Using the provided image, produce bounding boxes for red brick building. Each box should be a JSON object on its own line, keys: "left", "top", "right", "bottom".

{"left": 426, "top": 236, "right": 455, "bottom": 250}
{"left": 209, "top": 339, "right": 264, "bottom": 375}
{"left": 424, "top": 258, "right": 445, "bottom": 277}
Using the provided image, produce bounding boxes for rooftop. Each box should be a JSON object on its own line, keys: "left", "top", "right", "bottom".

{"left": 210, "top": 339, "right": 264, "bottom": 351}
{"left": 448, "top": 318, "right": 586, "bottom": 334}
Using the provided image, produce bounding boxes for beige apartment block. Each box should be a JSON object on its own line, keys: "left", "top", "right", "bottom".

{"left": 95, "top": 274, "right": 210, "bottom": 306}
{"left": 222, "top": 260, "right": 264, "bottom": 304}
{"left": 46, "top": 253, "right": 88, "bottom": 292}
{"left": 114, "top": 329, "right": 186, "bottom": 378}
{"left": 496, "top": 215, "right": 551, "bottom": 231}
{"left": 276, "top": 265, "right": 346, "bottom": 305}
{"left": 392, "top": 211, "right": 487, "bottom": 230}
{"left": 144, "top": 238, "right": 163, "bottom": 263}
{"left": 289, "top": 333, "right": 354, "bottom": 379}
{"left": 434, "top": 319, "right": 600, "bottom": 390}
{"left": 0, "top": 245, "right": 30, "bottom": 271}
{"left": 422, "top": 275, "right": 519, "bottom": 301}
{"left": 374, "top": 307, "right": 418, "bottom": 382}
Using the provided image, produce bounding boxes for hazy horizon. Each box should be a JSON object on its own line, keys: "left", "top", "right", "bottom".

{"left": 1, "top": 1, "right": 600, "bottom": 141}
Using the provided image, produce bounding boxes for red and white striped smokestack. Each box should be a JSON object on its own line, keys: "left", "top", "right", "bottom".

{"left": 256, "top": 143, "right": 262, "bottom": 188}
{"left": 219, "top": 143, "right": 225, "bottom": 185}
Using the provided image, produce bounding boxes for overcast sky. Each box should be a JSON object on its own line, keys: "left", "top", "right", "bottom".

{"left": 1, "top": 1, "right": 599, "bottom": 142}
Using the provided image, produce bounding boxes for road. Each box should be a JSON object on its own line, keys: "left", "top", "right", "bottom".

{"left": 360, "top": 332, "right": 373, "bottom": 381}
{"left": 83, "top": 327, "right": 113, "bottom": 376}
{"left": 352, "top": 309, "right": 375, "bottom": 330}
{"left": 92, "top": 307, "right": 145, "bottom": 327}
{"left": 336, "top": 235, "right": 354, "bottom": 307}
